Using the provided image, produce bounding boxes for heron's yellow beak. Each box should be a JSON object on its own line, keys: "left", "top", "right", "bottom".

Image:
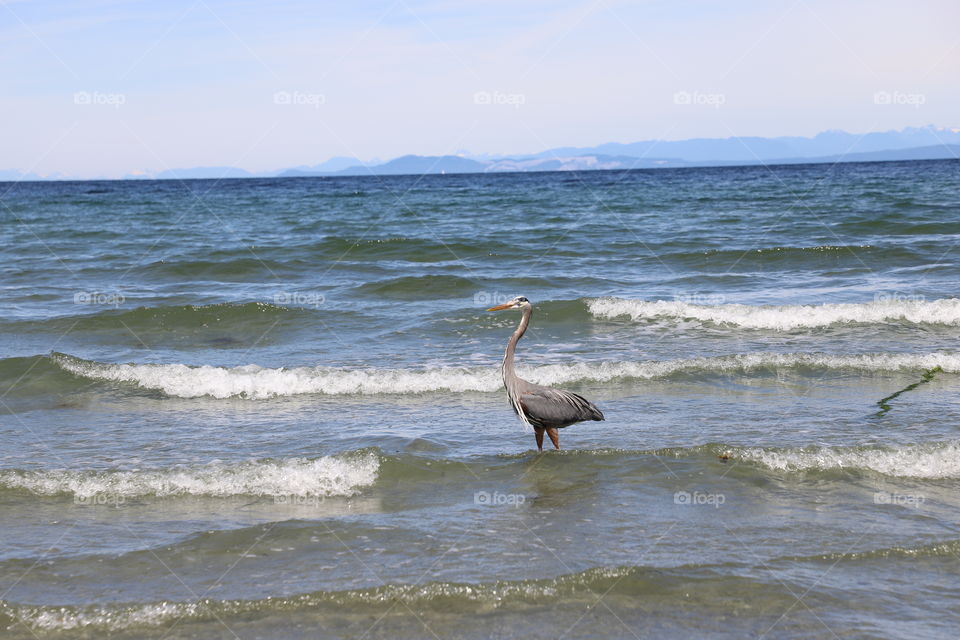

{"left": 487, "top": 302, "right": 513, "bottom": 311}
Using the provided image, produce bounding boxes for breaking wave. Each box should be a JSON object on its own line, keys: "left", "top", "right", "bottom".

{"left": 0, "top": 565, "right": 806, "bottom": 632}
{"left": 0, "top": 452, "right": 378, "bottom": 499}
{"left": 588, "top": 297, "right": 960, "bottom": 330}
{"left": 720, "top": 441, "right": 960, "bottom": 479}
{"left": 46, "top": 351, "right": 960, "bottom": 399}
{"left": 4, "top": 537, "right": 959, "bottom": 633}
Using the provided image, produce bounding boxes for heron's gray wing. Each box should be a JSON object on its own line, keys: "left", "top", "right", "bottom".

{"left": 518, "top": 385, "right": 604, "bottom": 428}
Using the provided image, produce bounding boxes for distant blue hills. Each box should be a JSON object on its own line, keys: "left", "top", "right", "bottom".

{"left": 277, "top": 126, "right": 960, "bottom": 177}
{"left": 533, "top": 126, "right": 960, "bottom": 163}
{"left": 2, "top": 126, "right": 958, "bottom": 181}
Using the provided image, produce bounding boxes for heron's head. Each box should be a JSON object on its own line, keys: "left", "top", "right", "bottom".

{"left": 487, "top": 296, "right": 531, "bottom": 311}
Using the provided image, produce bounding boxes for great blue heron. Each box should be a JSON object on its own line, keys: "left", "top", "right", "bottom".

{"left": 488, "top": 296, "right": 604, "bottom": 451}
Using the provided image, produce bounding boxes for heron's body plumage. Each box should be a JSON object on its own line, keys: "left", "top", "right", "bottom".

{"left": 509, "top": 384, "right": 605, "bottom": 429}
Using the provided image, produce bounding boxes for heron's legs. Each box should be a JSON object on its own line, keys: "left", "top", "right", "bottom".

{"left": 546, "top": 428, "right": 560, "bottom": 450}
{"left": 534, "top": 427, "right": 545, "bottom": 451}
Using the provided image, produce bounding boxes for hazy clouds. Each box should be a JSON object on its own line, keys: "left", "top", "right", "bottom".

{"left": 3, "top": 0, "right": 958, "bottom": 178}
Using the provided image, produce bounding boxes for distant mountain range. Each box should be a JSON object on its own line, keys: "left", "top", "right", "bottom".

{"left": 276, "top": 144, "right": 959, "bottom": 177}
{"left": 534, "top": 126, "right": 960, "bottom": 163}
{"left": 276, "top": 126, "right": 960, "bottom": 177}
{"left": 3, "top": 126, "right": 958, "bottom": 181}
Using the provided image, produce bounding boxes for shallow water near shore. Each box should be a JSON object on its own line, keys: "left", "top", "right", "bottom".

{"left": 2, "top": 160, "right": 960, "bottom": 639}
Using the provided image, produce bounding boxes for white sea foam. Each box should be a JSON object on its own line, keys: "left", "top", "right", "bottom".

{"left": 53, "top": 354, "right": 505, "bottom": 398}
{"left": 51, "top": 351, "right": 960, "bottom": 399}
{"left": 734, "top": 442, "right": 960, "bottom": 479}
{"left": 588, "top": 297, "right": 960, "bottom": 330}
{"left": 0, "top": 453, "right": 379, "bottom": 498}
{"left": 7, "top": 601, "right": 198, "bottom": 632}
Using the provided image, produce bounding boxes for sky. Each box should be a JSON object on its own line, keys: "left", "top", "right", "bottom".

{"left": 2, "top": 0, "right": 958, "bottom": 178}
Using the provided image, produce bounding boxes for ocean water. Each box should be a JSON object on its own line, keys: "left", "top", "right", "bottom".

{"left": 2, "top": 160, "right": 960, "bottom": 639}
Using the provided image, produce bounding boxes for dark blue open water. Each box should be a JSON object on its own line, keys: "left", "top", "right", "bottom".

{"left": 1, "top": 160, "right": 960, "bottom": 638}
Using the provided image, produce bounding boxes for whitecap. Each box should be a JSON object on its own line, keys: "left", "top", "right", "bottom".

{"left": 587, "top": 297, "right": 960, "bottom": 330}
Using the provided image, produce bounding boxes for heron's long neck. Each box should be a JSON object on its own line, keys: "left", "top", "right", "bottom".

{"left": 501, "top": 307, "right": 531, "bottom": 382}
